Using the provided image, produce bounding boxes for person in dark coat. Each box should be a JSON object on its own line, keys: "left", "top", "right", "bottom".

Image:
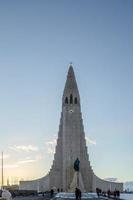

{"left": 50, "top": 189, "right": 54, "bottom": 198}
{"left": 78, "top": 188, "right": 82, "bottom": 200}
{"left": 75, "top": 188, "right": 79, "bottom": 200}
{"left": 107, "top": 189, "right": 111, "bottom": 198}
{"left": 96, "top": 188, "right": 100, "bottom": 197}
{"left": 75, "top": 188, "right": 82, "bottom": 200}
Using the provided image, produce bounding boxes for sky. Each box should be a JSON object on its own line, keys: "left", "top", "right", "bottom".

{"left": 0, "top": 0, "right": 133, "bottom": 185}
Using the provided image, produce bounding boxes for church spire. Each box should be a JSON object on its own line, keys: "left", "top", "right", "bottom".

{"left": 63, "top": 64, "right": 80, "bottom": 106}
{"left": 67, "top": 63, "right": 75, "bottom": 79}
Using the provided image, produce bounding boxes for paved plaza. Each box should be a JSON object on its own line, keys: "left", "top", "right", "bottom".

{"left": 13, "top": 193, "right": 122, "bottom": 200}
{"left": 14, "top": 196, "right": 108, "bottom": 200}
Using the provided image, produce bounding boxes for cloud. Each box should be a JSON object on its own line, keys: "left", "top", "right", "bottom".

{"left": 17, "top": 159, "right": 36, "bottom": 164}
{"left": 86, "top": 137, "right": 96, "bottom": 145}
{"left": 10, "top": 145, "right": 39, "bottom": 152}
{"left": 35, "top": 155, "right": 43, "bottom": 160}
{"left": 0, "top": 154, "right": 10, "bottom": 159}
{"left": 47, "top": 148, "right": 55, "bottom": 155}
{"left": 0, "top": 164, "right": 18, "bottom": 169}
{"left": 17, "top": 155, "right": 42, "bottom": 165}
{"left": 46, "top": 139, "right": 57, "bottom": 145}
{"left": 45, "top": 138, "right": 57, "bottom": 155}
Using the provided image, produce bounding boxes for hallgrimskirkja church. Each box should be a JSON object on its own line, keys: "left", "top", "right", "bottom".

{"left": 20, "top": 65, "right": 123, "bottom": 192}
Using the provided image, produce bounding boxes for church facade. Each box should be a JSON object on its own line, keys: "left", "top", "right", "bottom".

{"left": 19, "top": 66, "right": 123, "bottom": 192}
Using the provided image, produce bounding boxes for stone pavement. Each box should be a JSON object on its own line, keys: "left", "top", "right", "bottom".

{"left": 13, "top": 195, "right": 113, "bottom": 200}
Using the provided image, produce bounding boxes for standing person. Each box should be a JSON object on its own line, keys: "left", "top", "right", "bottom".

{"left": 50, "top": 189, "right": 54, "bottom": 198}
{"left": 78, "top": 188, "right": 82, "bottom": 200}
{"left": 107, "top": 189, "right": 110, "bottom": 198}
{"left": 75, "top": 188, "right": 79, "bottom": 200}
{"left": 116, "top": 190, "right": 120, "bottom": 198}
{"left": 113, "top": 190, "right": 117, "bottom": 199}
{"left": 96, "top": 188, "right": 100, "bottom": 197}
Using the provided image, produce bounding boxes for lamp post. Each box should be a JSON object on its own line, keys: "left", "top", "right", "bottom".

{"left": 1, "top": 152, "right": 3, "bottom": 189}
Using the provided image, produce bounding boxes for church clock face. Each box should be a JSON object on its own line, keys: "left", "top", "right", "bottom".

{"left": 69, "top": 109, "right": 74, "bottom": 113}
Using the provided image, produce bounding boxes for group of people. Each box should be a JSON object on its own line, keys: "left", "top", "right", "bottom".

{"left": 50, "top": 187, "right": 82, "bottom": 199}
{"left": 96, "top": 187, "right": 120, "bottom": 198}
{"left": 50, "top": 188, "right": 64, "bottom": 197}
{"left": 107, "top": 189, "right": 120, "bottom": 198}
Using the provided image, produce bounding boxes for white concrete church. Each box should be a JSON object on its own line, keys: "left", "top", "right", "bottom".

{"left": 20, "top": 65, "right": 123, "bottom": 192}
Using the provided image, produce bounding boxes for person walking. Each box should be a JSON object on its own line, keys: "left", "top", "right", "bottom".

{"left": 75, "top": 188, "right": 81, "bottom": 200}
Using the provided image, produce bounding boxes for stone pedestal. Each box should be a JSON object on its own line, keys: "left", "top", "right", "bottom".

{"left": 69, "top": 171, "right": 85, "bottom": 192}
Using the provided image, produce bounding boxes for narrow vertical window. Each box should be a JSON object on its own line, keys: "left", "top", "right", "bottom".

{"left": 70, "top": 94, "right": 73, "bottom": 104}
{"left": 65, "top": 97, "right": 68, "bottom": 104}
{"left": 75, "top": 97, "right": 77, "bottom": 104}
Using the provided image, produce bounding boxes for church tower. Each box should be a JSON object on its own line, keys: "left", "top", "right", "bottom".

{"left": 19, "top": 64, "right": 123, "bottom": 192}
{"left": 49, "top": 65, "right": 93, "bottom": 191}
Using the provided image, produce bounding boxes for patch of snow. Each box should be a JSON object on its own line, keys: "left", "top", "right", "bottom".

{"left": 120, "top": 193, "right": 133, "bottom": 200}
